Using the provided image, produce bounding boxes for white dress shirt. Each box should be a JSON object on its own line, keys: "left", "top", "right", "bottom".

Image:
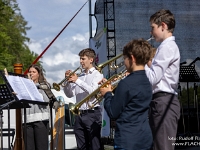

{"left": 64, "top": 67, "right": 103, "bottom": 110}
{"left": 145, "top": 36, "right": 180, "bottom": 95}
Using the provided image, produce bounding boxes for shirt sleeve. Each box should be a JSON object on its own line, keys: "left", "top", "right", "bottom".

{"left": 63, "top": 82, "right": 75, "bottom": 98}
{"left": 75, "top": 72, "right": 103, "bottom": 94}
{"left": 145, "top": 45, "right": 174, "bottom": 85}
{"left": 103, "top": 80, "right": 129, "bottom": 119}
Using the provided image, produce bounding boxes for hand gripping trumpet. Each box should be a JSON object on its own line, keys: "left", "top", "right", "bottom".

{"left": 69, "top": 69, "right": 127, "bottom": 115}
{"left": 52, "top": 67, "right": 82, "bottom": 91}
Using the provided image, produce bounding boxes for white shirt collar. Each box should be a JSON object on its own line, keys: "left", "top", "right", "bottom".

{"left": 83, "top": 67, "right": 96, "bottom": 74}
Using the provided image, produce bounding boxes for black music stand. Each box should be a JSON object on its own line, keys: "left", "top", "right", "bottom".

{"left": 179, "top": 66, "right": 200, "bottom": 136}
{"left": 0, "top": 86, "right": 30, "bottom": 150}
{"left": 0, "top": 71, "right": 49, "bottom": 150}
{"left": 0, "top": 80, "right": 30, "bottom": 150}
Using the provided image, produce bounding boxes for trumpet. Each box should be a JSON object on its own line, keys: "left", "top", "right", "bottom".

{"left": 53, "top": 53, "right": 123, "bottom": 91}
{"left": 52, "top": 67, "right": 82, "bottom": 91}
{"left": 69, "top": 69, "right": 127, "bottom": 115}
{"left": 96, "top": 53, "right": 123, "bottom": 72}
{"left": 89, "top": 69, "right": 127, "bottom": 108}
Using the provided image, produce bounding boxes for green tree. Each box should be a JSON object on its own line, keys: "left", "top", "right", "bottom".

{"left": 0, "top": 0, "right": 42, "bottom": 75}
{"left": 179, "top": 84, "right": 200, "bottom": 107}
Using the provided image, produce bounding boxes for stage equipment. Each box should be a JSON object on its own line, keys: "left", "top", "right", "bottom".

{"left": 179, "top": 65, "right": 200, "bottom": 135}
{"left": 70, "top": 69, "right": 127, "bottom": 115}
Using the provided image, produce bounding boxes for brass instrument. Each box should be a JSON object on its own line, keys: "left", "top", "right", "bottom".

{"left": 52, "top": 67, "right": 82, "bottom": 91}
{"left": 68, "top": 54, "right": 123, "bottom": 115}
{"left": 96, "top": 53, "right": 123, "bottom": 72}
{"left": 53, "top": 53, "right": 123, "bottom": 91}
{"left": 70, "top": 69, "right": 127, "bottom": 115}
{"left": 89, "top": 69, "right": 127, "bottom": 108}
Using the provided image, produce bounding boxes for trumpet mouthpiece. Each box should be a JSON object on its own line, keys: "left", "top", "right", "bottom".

{"left": 147, "top": 37, "right": 154, "bottom": 41}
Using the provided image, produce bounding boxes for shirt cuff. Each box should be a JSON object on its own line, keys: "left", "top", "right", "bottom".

{"left": 75, "top": 78, "right": 83, "bottom": 86}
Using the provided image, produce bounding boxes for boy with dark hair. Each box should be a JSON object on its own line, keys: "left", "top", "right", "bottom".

{"left": 145, "top": 9, "right": 180, "bottom": 150}
{"left": 64, "top": 48, "right": 103, "bottom": 150}
{"left": 100, "top": 39, "right": 153, "bottom": 150}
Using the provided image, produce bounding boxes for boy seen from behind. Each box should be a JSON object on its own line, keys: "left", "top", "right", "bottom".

{"left": 100, "top": 39, "right": 153, "bottom": 150}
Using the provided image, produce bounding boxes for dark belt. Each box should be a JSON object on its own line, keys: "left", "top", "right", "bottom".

{"left": 152, "top": 92, "right": 175, "bottom": 100}
{"left": 79, "top": 107, "right": 100, "bottom": 114}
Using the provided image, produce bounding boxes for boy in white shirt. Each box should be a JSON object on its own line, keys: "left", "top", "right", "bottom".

{"left": 64, "top": 48, "right": 103, "bottom": 150}
{"left": 145, "top": 9, "right": 181, "bottom": 150}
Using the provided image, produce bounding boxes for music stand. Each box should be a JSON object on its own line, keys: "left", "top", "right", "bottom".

{"left": 0, "top": 84, "right": 29, "bottom": 150}
{"left": 0, "top": 71, "right": 49, "bottom": 150}
{"left": 179, "top": 66, "right": 200, "bottom": 136}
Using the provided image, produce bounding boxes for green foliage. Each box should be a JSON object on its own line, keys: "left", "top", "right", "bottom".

{"left": 0, "top": 0, "right": 42, "bottom": 75}
{"left": 179, "top": 84, "right": 200, "bottom": 107}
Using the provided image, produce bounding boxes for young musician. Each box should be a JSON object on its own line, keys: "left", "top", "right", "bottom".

{"left": 63, "top": 48, "right": 103, "bottom": 150}
{"left": 23, "top": 64, "right": 50, "bottom": 150}
{"left": 145, "top": 9, "right": 180, "bottom": 150}
{"left": 100, "top": 39, "right": 153, "bottom": 150}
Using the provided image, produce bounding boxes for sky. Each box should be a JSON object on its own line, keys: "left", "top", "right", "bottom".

{"left": 17, "top": 0, "right": 97, "bottom": 86}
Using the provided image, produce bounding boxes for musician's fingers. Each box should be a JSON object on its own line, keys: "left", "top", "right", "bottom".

{"left": 65, "top": 70, "right": 72, "bottom": 77}
{"left": 27, "top": 73, "right": 31, "bottom": 79}
{"left": 100, "top": 86, "right": 111, "bottom": 96}
{"left": 98, "top": 79, "right": 103, "bottom": 85}
{"left": 103, "top": 78, "right": 107, "bottom": 82}
{"left": 98, "top": 78, "right": 107, "bottom": 85}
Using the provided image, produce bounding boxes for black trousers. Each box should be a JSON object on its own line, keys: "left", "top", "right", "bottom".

{"left": 149, "top": 93, "right": 180, "bottom": 150}
{"left": 74, "top": 107, "right": 102, "bottom": 150}
{"left": 23, "top": 120, "right": 49, "bottom": 150}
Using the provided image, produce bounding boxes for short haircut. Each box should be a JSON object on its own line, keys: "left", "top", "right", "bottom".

{"left": 28, "top": 64, "right": 46, "bottom": 83}
{"left": 123, "top": 39, "right": 154, "bottom": 65}
{"left": 150, "top": 9, "right": 175, "bottom": 33}
{"left": 79, "top": 48, "right": 96, "bottom": 62}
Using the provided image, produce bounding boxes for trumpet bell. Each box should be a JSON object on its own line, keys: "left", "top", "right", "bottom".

{"left": 53, "top": 83, "right": 60, "bottom": 91}
{"left": 69, "top": 104, "right": 79, "bottom": 115}
{"left": 52, "top": 67, "right": 82, "bottom": 91}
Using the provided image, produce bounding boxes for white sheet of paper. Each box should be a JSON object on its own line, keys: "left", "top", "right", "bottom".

{"left": 6, "top": 75, "right": 44, "bottom": 102}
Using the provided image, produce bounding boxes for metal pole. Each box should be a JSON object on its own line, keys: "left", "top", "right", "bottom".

{"left": 0, "top": 110, "right": 3, "bottom": 150}
{"left": 89, "top": 0, "right": 92, "bottom": 38}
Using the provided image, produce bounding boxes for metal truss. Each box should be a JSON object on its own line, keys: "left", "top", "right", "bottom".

{"left": 104, "top": 0, "right": 117, "bottom": 77}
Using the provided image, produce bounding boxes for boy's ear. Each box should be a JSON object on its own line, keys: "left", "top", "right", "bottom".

{"left": 130, "top": 55, "right": 136, "bottom": 63}
{"left": 90, "top": 57, "right": 94, "bottom": 64}
{"left": 161, "top": 22, "right": 168, "bottom": 30}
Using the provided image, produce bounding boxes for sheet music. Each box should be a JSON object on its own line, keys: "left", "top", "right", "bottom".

{"left": 5, "top": 75, "right": 44, "bottom": 102}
